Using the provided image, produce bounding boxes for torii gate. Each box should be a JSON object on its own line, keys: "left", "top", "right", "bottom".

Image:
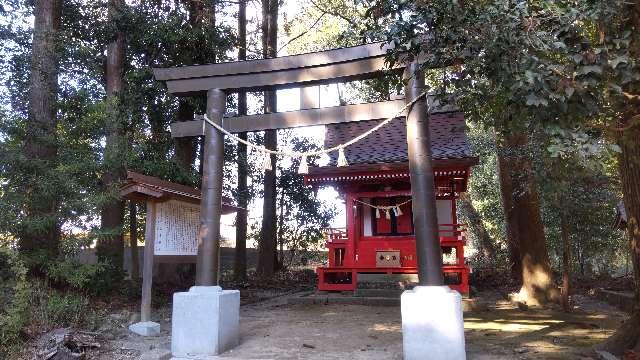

{"left": 153, "top": 42, "right": 465, "bottom": 360}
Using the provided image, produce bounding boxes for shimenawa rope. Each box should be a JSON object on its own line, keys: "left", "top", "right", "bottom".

{"left": 353, "top": 198, "right": 411, "bottom": 219}
{"left": 201, "top": 91, "right": 428, "bottom": 173}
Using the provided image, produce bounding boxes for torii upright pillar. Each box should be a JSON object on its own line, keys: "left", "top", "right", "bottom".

{"left": 196, "top": 88, "right": 225, "bottom": 286}
{"left": 401, "top": 62, "right": 466, "bottom": 360}
{"left": 171, "top": 89, "right": 240, "bottom": 358}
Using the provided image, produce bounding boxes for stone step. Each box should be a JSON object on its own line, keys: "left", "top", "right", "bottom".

{"left": 355, "top": 288, "right": 404, "bottom": 298}
{"left": 287, "top": 293, "right": 485, "bottom": 311}
{"left": 356, "top": 280, "right": 415, "bottom": 290}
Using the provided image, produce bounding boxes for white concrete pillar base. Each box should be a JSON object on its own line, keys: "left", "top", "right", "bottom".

{"left": 129, "top": 321, "right": 161, "bottom": 336}
{"left": 401, "top": 286, "right": 466, "bottom": 360}
{"left": 171, "top": 286, "right": 240, "bottom": 358}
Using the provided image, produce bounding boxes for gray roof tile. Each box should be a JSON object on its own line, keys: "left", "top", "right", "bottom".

{"left": 325, "top": 111, "right": 472, "bottom": 166}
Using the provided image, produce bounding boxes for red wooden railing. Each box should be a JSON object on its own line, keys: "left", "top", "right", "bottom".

{"left": 324, "top": 224, "right": 467, "bottom": 244}
{"left": 325, "top": 227, "right": 348, "bottom": 243}
{"left": 438, "top": 224, "right": 467, "bottom": 241}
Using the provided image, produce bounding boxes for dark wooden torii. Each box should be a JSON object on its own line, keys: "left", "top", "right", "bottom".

{"left": 153, "top": 42, "right": 443, "bottom": 286}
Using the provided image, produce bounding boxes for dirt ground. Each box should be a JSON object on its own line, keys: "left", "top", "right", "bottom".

{"left": 22, "top": 291, "right": 629, "bottom": 360}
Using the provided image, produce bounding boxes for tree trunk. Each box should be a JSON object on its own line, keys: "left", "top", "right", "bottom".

{"left": 21, "top": 0, "right": 62, "bottom": 258}
{"left": 277, "top": 186, "right": 285, "bottom": 268}
{"left": 258, "top": 123, "right": 278, "bottom": 276}
{"left": 601, "top": 128, "right": 640, "bottom": 353}
{"left": 560, "top": 206, "right": 571, "bottom": 312}
{"left": 174, "top": 99, "right": 196, "bottom": 170}
{"left": 128, "top": 201, "right": 140, "bottom": 279}
{"left": 257, "top": 0, "right": 279, "bottom": 277}
{"left": 97, "top": 0, "right": 127, "bottom": 270}
{"left": 234, "top": 0, "right": 248, "bottom": 281}
{"left": 458, "top": 192, "right": 496, "bottom": 260}
{"left": 497, "top": 131, "right": 558, "bottom": 306}
{"left": 601, "top": 1, "right": 640, "bottom": 354}
{"left": 497, "top": 151, "right": 521, "bottom": 281}
{"left": 174, "top": 0, "right": 215, "bottom": 173}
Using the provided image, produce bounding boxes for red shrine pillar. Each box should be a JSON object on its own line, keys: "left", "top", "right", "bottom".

{"left": 196, "top": 88, "right": 226, "bottom": 286}
{"left": 404, "top": 61, "right": 444, "bottom": 286}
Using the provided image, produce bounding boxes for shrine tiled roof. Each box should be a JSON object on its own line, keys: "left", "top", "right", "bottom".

{"left": 325, "top": 111, "right": 472, "bottom": 166}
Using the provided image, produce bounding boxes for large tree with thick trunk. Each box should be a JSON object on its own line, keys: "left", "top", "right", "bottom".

{"left": 497, "top": 130, "right": 558, "bottom": 306}
{"left": 96, "top": 0, "right": 126, "bottom": 269}
{"left": 174, "top": 0, "right": 210, "bottom": 172}
{"left": 257, "top": 0, "right": 279, "bottom": 277}
{"left": 234, "top": 0, "right": 249, "bottom": 281}
{"left": 602, "top": 117, "right": 640, "bottom": 354}
{"left": 21, "top": 0, "right": 62, "bottom": 258}
{"left": 174, "top": 99, "right": 196, "bottom": 170}
{"left": 601, "top": 1, "right": 640, "bottom": 353}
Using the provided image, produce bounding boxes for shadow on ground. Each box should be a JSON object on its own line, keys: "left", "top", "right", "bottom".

{"left": 26, "top": 291, "right": 628, "bottom": 360}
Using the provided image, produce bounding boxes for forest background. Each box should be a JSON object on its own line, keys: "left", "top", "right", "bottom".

{"left": 1, "top": 0, "right": 639, "bottom": 357}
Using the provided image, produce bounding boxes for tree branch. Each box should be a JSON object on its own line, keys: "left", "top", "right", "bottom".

{"left": 277, "top": 12, "right": 326, "bottom": 54}
{"left": 308, "top": 0, "right": 359, "bottom": 29}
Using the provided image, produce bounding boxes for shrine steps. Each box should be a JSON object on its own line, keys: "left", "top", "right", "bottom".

{"left": 286, "top": 292, "right": 483, "bottom": 311}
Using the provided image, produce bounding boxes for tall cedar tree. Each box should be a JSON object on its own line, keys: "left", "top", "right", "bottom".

{"left": 367, "top": 0, "right": 566, "bottom": 306}
{"left": 602, "top": 1, "right": 640, "bottom": 353}
{"left": 497, "top": 130, "right": 558, "bottom": 305}
{"left": 234, "top": 0, "right": 249, "bottom": 281}
{"left": 97, "top": 0, "right": 126, "bottom": 269}
{"left": 21, "top": 0, "right": 62, "bottom": 257}
{"left": 174, "top": 0, "right": 205, "bottom": 171}
{"left": 128, "top": 201, "right": 139, "bottom": 279}
{"left": 257, "top": 0, "right": 279, "bottom": 276}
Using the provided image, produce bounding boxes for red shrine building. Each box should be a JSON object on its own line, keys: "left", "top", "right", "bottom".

{"left": 305, "top": 107, "right": 477, "bottom": 295}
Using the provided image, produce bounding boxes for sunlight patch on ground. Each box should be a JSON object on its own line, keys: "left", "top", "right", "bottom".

{"left": 491, "top": 318, "right": 564, "bottom": 325}
{"left": 369, "top": 323, "right": 401, "bottom": 332}
{"left": 464, "top": 320, "right": 550, "bottom": 332}
{"left": 546, "top": 328, "right": 613, "bottom": 340}
{"left": 321, "top": 312, "right": 338, "bottom": 317}
{"left": 584, "top": 314, "right": 609, "bottom": 320}
{"left": 519, "top": 341, "right": 569, "bottom": 353}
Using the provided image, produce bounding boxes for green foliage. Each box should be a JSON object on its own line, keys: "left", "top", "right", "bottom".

{"left": 47, "top": 260, "right": 113, "bottom": 294}
{"left": 0, "top": 246, "right": 30, "bottom": 358}
{"left": 364, "top": 0, "right": 635, "bottom": 277}
{"left": 27, "top": 281, "right": 91, "bottom": 332}
{"left": 538, "top": 128, "right": 625, "bottom": 276}
{"left": 275, "top": 132, "right": 337, "bottom": 257}
{"left": 0, "top": 246, "right": 97, "bottom": 358}
{"left": 287, "top": 0, "right": 402, "bottom": 103}
{"left": 465, "top": 123, "right": 505, "bottom": 244}
{"left": 285, "top": 0, "right": 370, "bottom": 54}
{"left": 1, "top": 0, "right": 237, "bottom": 271}
{"left": 369, "top": 0, "right": 637, "bottom": 131}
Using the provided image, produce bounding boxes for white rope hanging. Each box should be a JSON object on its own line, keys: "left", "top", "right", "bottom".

{"left": 201, "top": 91, "right": 428, "bottom": 174}
{"left": 353, "top": 198, "right": 411, "bottom": 219}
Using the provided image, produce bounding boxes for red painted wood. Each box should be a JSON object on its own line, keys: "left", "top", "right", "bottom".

{"left": 314, "top": 167, "right": 471, "bottom": 295}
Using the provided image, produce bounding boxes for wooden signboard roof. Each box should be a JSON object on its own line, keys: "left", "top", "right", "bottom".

{"left": 120, "top": 171, "right": 238, "bottom": 214}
